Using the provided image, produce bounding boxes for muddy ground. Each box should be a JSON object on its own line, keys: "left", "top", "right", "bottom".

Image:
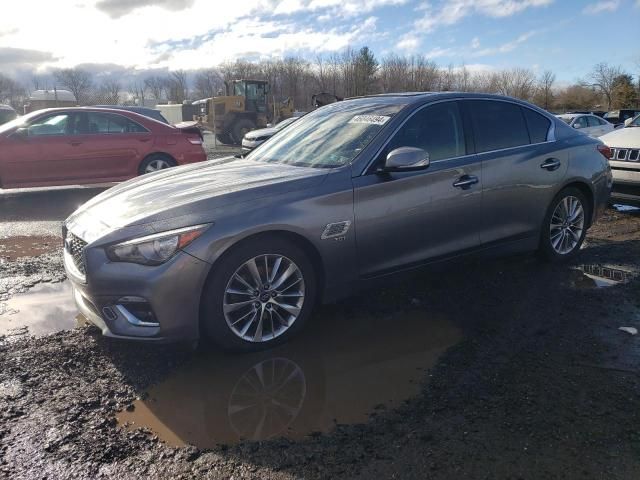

{"left": 1, "top": 206, "right": 640, "bottom": 479}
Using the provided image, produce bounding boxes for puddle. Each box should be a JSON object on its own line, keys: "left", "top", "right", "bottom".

{"left": 118, "top": 309, "right": 462, "bottom": 446}
{"left": 0, "top": 235, "right": 61, "bottom": 261}
{"left": 0, "top": 281, "right": 80, "bottom": 336}
{"left": 570, "top": 265, "right": 636, "bottom": 289}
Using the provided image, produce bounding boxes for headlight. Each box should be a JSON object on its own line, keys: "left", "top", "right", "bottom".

{"left": 106, "top": 224, "right": 210, "bottom": 266}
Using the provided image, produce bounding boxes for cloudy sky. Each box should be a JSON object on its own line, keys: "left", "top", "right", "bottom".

{"left": 0, "top": 0, "right": 639, "bottom": 82}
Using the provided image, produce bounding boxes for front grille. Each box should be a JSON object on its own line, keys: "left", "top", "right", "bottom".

{"left": 65, "top": 232, "right": 87, "bottom": 275}
{"left": 611, "top": 147, "right": 640, "bottom": 162}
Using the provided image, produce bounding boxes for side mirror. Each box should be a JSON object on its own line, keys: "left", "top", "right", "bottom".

{"left": 383, "top": 147, "right": 430, "bottom": 172}
{"left": 624, "top": 118, "right": 633, "bottom": 127}
{"left": 10, "top": 127, "right": 28, "bottom": 139}
{"left": 573, "top": 123, "right": 582, "bottom": 129}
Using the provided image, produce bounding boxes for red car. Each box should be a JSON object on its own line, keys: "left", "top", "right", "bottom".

{"left": 0, "top": 107, "right": 207, "bottom": 189}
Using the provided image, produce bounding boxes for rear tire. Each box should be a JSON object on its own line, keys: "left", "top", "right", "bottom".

{"left": 216, "top": 133, "right": 233, "bottom": 145}
{"left": 201, "top": 236, "right": 317, "bottom": 352}
{"left": 232, "top": 119, "right": 255, "bottom": 145}
{"left": 538, "top": 187, "right": 589, "bottom": 262}
{"left": 138, "top": 154, "right": 176, "bottom": 175}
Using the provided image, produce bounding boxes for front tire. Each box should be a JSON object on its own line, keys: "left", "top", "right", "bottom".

{"left": 201, "top": 236, "right": 317, "bottom": 352}
{"left": 539, "top": 187, "right": 589, "bottom": 262}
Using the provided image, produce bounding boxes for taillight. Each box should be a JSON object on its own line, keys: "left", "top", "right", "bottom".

{"left": 187, "top": 137, "right": 203, "bottom": 145}
{"left": 597, "top": 144, "right": 612, "bottom": 160}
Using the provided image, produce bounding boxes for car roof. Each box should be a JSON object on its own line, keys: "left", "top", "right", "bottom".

{"left": 0, "top": 104, "right": 15, "bottom": 111}
{"left": 350, "top": 91, "right": 553, "bottom": 108}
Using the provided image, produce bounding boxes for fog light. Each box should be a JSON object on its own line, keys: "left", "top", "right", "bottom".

{"left": 114, "top": 297, "right": 159, "bottom": 327}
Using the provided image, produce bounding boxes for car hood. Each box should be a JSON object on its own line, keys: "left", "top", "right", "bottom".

{"left": 600, "top": 128, "right": 640, "bottom": 148}
{"left": 245, "top": 127, "right": 278, "bottom": 140}
{"left": 66, "top": 158, "right": 328, "bottom": 241}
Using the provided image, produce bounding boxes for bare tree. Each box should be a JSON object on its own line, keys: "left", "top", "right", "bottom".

{"left": 144, "top": 76, "right": 167, "bottom": 100}
{"left": 494, "top": 67, "right": 536, "bottom": 100}
{"left": 589, "top": 62, "right": 624, "bottom": 110}
{"left": 535, "top": 70, "right": 556, "bottom": 110}
{"left": 193, "top": 69, "right": 223, "bottom": 99}
{"left": 129, "top": 80, "right": 147, "bottom": 106}
{"left": 0, "top": 74, "right": 28, "bottom": 110}
{"left": 53, "top": 68, "right": 93, "bottom": 104}
{"left": 99, "top": 78, "right": 121, "bottom": 105}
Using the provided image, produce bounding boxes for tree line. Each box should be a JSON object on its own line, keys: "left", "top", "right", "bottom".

{"left": 1, "top": 46, "right": 639, "bottom": 114}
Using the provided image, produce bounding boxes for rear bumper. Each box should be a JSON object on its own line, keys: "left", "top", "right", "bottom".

{"left": 178, "top": 148, "right": 208, "bottom": 165}
{"left": 64, "top": 247, "right": 210, "bottom": 343}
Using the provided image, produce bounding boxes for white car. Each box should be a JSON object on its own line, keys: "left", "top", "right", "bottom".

{"left": 241, "top": 117, "right": 299, "bottom": 153}
{"left": 600, "top": 114, "right": 640, "bottom": 207}
{"left": 556, "top": 113, "right": 614, "bottom": 138}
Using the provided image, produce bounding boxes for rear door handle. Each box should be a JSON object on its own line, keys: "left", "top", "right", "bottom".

{"left": 541, "top": 158, "right": 561, "bottom": 171}
{"left": 453, "top": 175, "right": 479, "bottom": 190}
{"left": 69, "top": 141, "right": 82, "bottom": 146}
{"left": 138, "top": 138, "right": 151, "bottom": 142}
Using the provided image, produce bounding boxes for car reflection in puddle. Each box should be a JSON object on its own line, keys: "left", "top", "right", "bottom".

{"left": 117, "top": 309, "right": 462, "bottom": 446}
{"left": 0, "top": 280, "right": 81, "bottom": 336}
{"left": 570, "top": 264, "right": 637, "bottom": 289}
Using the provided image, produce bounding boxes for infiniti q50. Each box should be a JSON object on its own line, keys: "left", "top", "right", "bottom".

{"left": 63, "top": 93, "right": 612, "bottom": 351}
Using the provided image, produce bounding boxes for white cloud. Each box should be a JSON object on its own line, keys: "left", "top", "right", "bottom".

{"left": 471, "top": 37, "right": 480, "bottom": 48}
{"left": 0, "top": 0, "right": 390, "bottom": 74}
{"left": 415, "top": 0, "right": 554, "bottom": 32}
{"left": 582, "top": 0, "right": 620, "bottom": 14}
{"left": 397, "top": 33, "right": 420, "bottom": 51}
{"left": 471, "top": 29, "right": 537, "bottom": 57}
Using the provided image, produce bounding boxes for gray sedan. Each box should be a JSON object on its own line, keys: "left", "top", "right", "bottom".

{"left": 63, "top": 93, "right": 612, "bottom": 351}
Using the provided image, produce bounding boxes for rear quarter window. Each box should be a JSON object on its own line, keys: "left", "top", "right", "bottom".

{"left": 467, "top": 100, "right": 530, "bottom": 153}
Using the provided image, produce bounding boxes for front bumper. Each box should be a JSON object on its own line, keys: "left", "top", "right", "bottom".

{"left": 610, "top": 163, "right": 640, "bottom": 207}
{"left": 64, "top": 243, "right": 210, "bottom": 343}
{"left": 241, "top": 138, "right": 265, "bottom": 153}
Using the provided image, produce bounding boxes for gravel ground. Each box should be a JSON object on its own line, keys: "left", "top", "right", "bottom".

{"left": 1, "top": 208, "right": 640, "bottom": 479}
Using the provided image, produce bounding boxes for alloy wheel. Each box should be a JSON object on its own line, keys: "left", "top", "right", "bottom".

{"left": 550, "top": 195, "right": 585, "bottom": 255}
{"left": 223, "top": 254, "right": 306, "bottom": 343}
{"left": 228, "top": 357, "right": 306, "bottom": 440}
{"left": 144, "top": 159, "right": 171, "bottom": 173}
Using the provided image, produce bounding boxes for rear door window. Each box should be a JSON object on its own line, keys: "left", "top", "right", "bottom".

{"left": 79, "top": 112, "right": 147, "bottom": 134}
{"left": 466, "top": 100, "right": 529, "bottom": 153}
{"left": 522, "top": 108, "right": 551, "bottom": 143}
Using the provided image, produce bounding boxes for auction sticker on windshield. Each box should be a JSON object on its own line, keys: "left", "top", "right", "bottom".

{"left": 348, "top": 115, "right": 391, "bottom": 125}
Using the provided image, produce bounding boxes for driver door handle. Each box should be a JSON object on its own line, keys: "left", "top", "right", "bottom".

{"left": 453, "top": 175, "right": 479, "bottom": 189}
{"left": 541, "top": 158, "right": 561, "bottom": 171}
{"left": 69, "top": 141, "right": 83, "bottom": 146}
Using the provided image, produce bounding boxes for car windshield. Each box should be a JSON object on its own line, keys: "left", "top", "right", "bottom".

{"left": 628, "top": 115, "right": 640, "bottom": 127}
{"left": 247, "top": 101, "right": 407, "bottom": 168}
{"left": 0, "top": 110, "right": 42, "bottom": 134}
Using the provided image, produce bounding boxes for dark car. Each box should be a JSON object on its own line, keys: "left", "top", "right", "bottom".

{"left": 63, "top": 93, "right": 612, "bottom": 351}
{"left": 0, "top": 107, "right": 206, "bottom": 189}
{"left": 0, "top": 104, "right": 17, "bottom": 125}
{"left": 604, "top": 109, "right": 640, "bottom": 126}
{"left": 94, "top": 105, "right": 169, "bottom": 124}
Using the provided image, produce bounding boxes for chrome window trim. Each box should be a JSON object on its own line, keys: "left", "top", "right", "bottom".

{"left": 362, "top": 97, "right": 556, "bottom": 175}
